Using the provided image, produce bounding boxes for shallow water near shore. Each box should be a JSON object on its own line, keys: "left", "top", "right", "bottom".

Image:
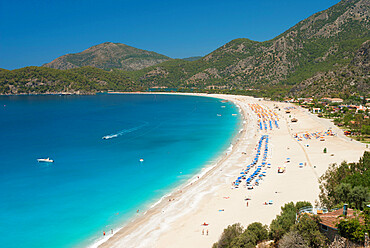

{"left": 0, "top": 94, "right": 240, "bottom": 248}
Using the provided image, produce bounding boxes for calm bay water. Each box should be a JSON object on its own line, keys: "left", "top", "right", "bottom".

{"left": 0, "top": 94, "right": 239, "bottom": 247}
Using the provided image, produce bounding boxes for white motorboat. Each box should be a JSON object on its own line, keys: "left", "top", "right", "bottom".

{"left": 102, "top": 134, "right": 118, "bottom": 140}
{"left": 37, "top": 158, "right": 54, "bottom": 163}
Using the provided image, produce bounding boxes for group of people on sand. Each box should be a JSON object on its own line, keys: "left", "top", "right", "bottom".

{"left": 294, "top": 129, "right": 335, "bottom": 141}
{"left": 202, "top": 229, "right": 209, "bottom": 235}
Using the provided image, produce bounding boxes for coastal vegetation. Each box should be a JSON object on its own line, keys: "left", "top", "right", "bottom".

{"left": 215, "top": 152, "right": 370, "bottom": 247}
{"left": 212, "top": 222, "right": 269, "bottom": 248}
{"left": 318, "top": 151, "right": 370, "bottom": 210}
{"left": 0, "top": 66, "right": 141, "bottom": 94}
{"left": 212, "top": 201, "right": 328, "bottom": 248}
{"left": 269, "top": 201, "right": 313, "bottom": 242}
{"left": 336, "top": 207, "right": 370, "bottom": 244}
{"left": 0, "top": 0, "right": 369, "bottom": 99}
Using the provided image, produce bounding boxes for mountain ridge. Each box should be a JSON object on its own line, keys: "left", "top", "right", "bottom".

{"left": 128, "top": 0, "right": 369, "bottom": 96}
{"left": 43, "top": 42, "right": 171, "bottom": 71}
{"left": 1, "top": 0, "right": 369, "bottom": 98}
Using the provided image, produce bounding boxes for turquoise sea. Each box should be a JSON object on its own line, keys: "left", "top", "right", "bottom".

{"left": 0, "top": 94, "right": 240, "bottom": 247}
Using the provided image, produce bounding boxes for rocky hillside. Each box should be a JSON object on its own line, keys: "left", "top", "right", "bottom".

{"left": 1, "top": 0, "right": 369, "bottom": 98}
{"left": 132, "top": 0, "right": 369, "bottom": 93}
{"left": 43, "top": 42, "right": 171, "bottom": 71}
{"left": 291, "top": 39, "right": 370, "bottom": 98}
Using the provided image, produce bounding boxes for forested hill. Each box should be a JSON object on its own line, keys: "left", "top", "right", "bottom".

{"left": 43, "top": 42, "right": 171, "bottom": 71}
{"left": 0, "top": 67, "right": 140, "bottom": 94}
{"left": 1, "top": 0, "right": 369, "bottom": 98}
{"left": 131, "top": 0, "right": 369, "bottom": 94}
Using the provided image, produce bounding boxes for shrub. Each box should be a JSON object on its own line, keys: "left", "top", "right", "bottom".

{"left": 279, "top": 231, "right": 309, "bottom": 248}
{"left": 270, "top": 201, "right": 312, "bottom": 241}
{"left": 292, "top": 214, "right": 327, "bottom": 248}
{"left": 319, "top": 152, "right": 369, "bottom": 210}
{"left": 213, "top": 223, "right": 244, "bottom": 248}
{"left": 213, "top": 222, "right": 269, "bottom": 248}
{"left": 337, "top": 217, "right": 368, "bottom": 244}
{"left": 246, "top": 222, "right": 269, "bottom": 242}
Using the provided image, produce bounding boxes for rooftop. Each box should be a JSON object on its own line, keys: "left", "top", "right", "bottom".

{"left": 319, "top": 208, "right": 359, "bottom": 230}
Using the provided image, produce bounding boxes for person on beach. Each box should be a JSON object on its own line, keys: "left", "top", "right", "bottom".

{"left": 246, "top": 202, "right": 249, "bottom": 207}
{"left": 103, "top": 231, "right": 105, "bottom": 236}
{"left": 111, "top": 229, "right": 113, "bottom": 234}
{"left": 202, "top": 229, "right": 204, "bottom": 235}
{"left": 207, "top": 230, "right": 209, "bottom": 235}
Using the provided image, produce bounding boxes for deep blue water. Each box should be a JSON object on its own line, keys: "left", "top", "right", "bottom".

{"left": 0, "top": 94, "right": 239, "bottom": 247}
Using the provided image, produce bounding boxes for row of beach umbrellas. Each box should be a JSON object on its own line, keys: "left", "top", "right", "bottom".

{"left": 234, "top": 135, "right": 270, "bottom": 187}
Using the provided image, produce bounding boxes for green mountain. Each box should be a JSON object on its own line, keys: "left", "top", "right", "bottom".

{"left": 0, "top": 66, "right": 140, "bottom": 94}
{"left": 131, "top": 0, "right": 369, "bottom": 96}
{"left": 291, "top": 39, "right": 370, "bottom": 98}
{"left": 43, "top": 42, "right": 171, "bottom": 71}
{"left": 1, "top": 0, "right": 369, "bottom": 98}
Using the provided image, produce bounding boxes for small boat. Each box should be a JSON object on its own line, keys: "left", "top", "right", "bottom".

{"left": 102, "top": 134, "right": 117, "bottom": 140}
{"left": 37, "top": 158, "right": 54, "bottom": 163}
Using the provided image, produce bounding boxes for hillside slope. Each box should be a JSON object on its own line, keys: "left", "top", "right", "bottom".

{"left": 1, "top": 0, "right": 369, "bottom": 97}
{"left": 43, "top": 42, "right": 171, "bottom": 71}
{"left": 0, "top": 66, "right": 139, "bottom": 94}
{"left": 291, "top": 39, "right": 370, "bottom": 98}
{"left": 131, "top": 0, "right": 369, "bottom": 94}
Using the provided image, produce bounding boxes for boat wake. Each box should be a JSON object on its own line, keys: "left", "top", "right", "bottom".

{"left": 102, "top": 123, "right": 147, "bottom": 140}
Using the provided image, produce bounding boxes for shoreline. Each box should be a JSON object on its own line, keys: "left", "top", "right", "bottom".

{"left": 95, "top": 93, "right": 255, "bottom": 248}
{"left": 96, "top": 93, "right": 368, "bottom": 248}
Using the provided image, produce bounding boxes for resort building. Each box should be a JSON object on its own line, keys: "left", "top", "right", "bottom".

{"left": 318, "top": 206, "right": 362, "bottom": 242}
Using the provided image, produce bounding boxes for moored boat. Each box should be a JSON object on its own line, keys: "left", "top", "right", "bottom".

{"left": 37, "top": 158, "right": 54, "bottom": 163}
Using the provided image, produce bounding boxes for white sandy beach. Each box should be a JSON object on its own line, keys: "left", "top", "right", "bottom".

{"left": 98, "top": 93, "right": 368, "bottom": 248}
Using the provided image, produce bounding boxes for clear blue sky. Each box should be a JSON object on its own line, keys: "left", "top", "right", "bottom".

{"left": 0, "top": 0, "right": 340, "bottom": 70}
